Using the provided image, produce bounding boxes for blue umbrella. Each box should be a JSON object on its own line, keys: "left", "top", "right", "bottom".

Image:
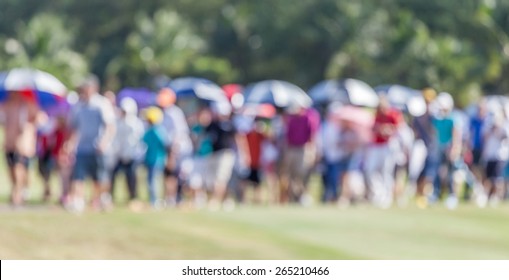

{"left": 243, "top": 80, "right": 311, "bottom": 108}
{"left": 308, "top": 79, "right": 379, "bottom": 108}
{"left": 166, "top": 77, "right": 232, "bottom": 116}
{"left": 117, "top": 87, "right": 156, "bottom": 110}
{"left": 166, "top": 77, "right": 226, "bottom": 102}
{"left": 0, "top": 68, "right": 67, "bottom": 109}
{"left": 375, "top": 84, "right": 426, "bottom": 117}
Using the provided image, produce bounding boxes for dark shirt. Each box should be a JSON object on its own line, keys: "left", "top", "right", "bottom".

{"left": 206, "top": 120, "right": 236, "bottom": 152}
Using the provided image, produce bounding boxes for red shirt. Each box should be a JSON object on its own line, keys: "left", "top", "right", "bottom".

{"left": 246, "top": 130, "right": 265, "bottom": 169}
{"left": 373, "top": 109, "right": 402, "bottom": 144}
{"left": 40, "top": 127, "right": 67, "bottom": 158}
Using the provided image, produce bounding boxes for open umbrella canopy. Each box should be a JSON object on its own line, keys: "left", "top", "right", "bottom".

{"left": 243, "top": 80, "right": 311, "bottom": 108}
{"left": 166, "top": 77, "right": 231, "bottom": 117}
{"left": 308, "top": 79, "right": 379, "bottom": 108}
{"left": 117, "top": 87, "right": 156, "bottom": 110}
{"left": 375, "top": 84, "right": 426, "bottom": 117}
{"left": 166, "top": 77, "right": 227, "bottom": 103}
{"left": 0, "top": 68, "right": 67, "bottom": 109}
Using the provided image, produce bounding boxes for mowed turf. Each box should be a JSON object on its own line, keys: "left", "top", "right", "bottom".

{"left": 1, "top": 202, "right": 509, "bottom": 259}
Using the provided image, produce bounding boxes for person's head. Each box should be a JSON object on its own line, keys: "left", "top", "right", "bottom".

{"left": 198, "top": 107, "right": 212, "bottom": 126}
{"left": 477, "top": 99, "right": 488, "bottom": 118}
{"left": 144, "top": 106, "right": 163, "bottom": 126}
{"left": 103, "top": 90, "right": 116, "bottom": 106}
{"left": 78, "top": 75, "right": 100, "bottom": 102}
{"left": 120, "top": 97, "right": 138, "bottom": 118}
{"left": 377, "top": 95, "right": 391, "bottom": 114}
{"left": 436, "top": 92, "right": 454, "bottom": 118}
{"left": 157, "top": 88, "right": 177, "bottom": 109}
{"left": 422, "top": 87, "right": 437, "bottom": 107}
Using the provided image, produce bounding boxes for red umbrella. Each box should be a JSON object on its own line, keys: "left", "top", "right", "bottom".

{"left": 222, "top": 83, "right": 243, "bottom": 101}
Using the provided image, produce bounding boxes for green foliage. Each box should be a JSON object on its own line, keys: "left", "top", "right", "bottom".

{"left": 1, "top": 0, "right": 509, "bottom": 103}
{"left": 0, "top": 13, "right": 88, "bottom": 88}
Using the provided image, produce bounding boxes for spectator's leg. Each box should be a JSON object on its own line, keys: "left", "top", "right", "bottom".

{"left": 126, "top": 161, "right": 138, "bottom": 201}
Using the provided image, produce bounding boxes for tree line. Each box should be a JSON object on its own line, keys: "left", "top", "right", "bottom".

{"left": 1, "top": 0, "right": 509, "bottom": 106}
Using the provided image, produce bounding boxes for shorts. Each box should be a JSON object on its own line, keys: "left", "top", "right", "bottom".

{"left": 187, "top": 150, "right": 235, "bottom": 190}
{"left": 418, "top": 154, "right": 439, "bottom": 182}
{"left": 472, "top": 148, "right": 482, "bottom": 166}
{"left": 485, "top": 160, "right": 502, "bottom": 180}
{"left": 281, "top": 146, "right": 306, "bottom": 182}
{"left": 205, "top": 149, "right": 235, "bottom": 188}
{"left": 71, "top": 153, "right": 109, "bottom": 183}
{"left": 38, "top": 152, "right": 55, "bottom": 179}
{"left": 5, "top": 151, "right": 30, "bottom": 168}
{"left": 245, "top": 168, "right": 261, "bottom": 185}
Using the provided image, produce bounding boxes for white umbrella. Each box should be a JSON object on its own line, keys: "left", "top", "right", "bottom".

{"left": 0, "top": 68, "right": 66, "bottom": 109}
{"left": 243, "top": 80, "right": 312, "bottom": 108}
{"left": 375, "top": 85, "right": 426, "bottom": 117}
{"left": 309, "top": 79, "right": 379, "bottom": 108}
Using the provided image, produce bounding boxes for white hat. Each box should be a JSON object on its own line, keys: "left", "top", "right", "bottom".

{"left": 437, "top": 92, "right": 454, "bottom": 111}
{"left": 120, "top": 97, "right": 138, "bottom": 115}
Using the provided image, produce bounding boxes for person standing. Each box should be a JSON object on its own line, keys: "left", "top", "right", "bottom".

{"left": 365, "top": 96, "right": 403, "bottom": 208}
{"left": 0, "top": 91, "right": 39, "bottom": 207}
{"left": 66, "top": 75, "right": 116, "bottom": 212}
{"left": 410, "top": 88, "right": 439, "bottom": 208}
{"left": 317, "top": 103, "right": 345, "bottom": 203}
{"left": 204, "top": 102, "right": 249, "bottom": 210}
{"left": 142, "top": 106, "right": 168, "bottom": 208}
{"left": 430, "top": 92, "right": 462, "bottom": 209}
{"left": 280, "top": 102, "right": 317, "bottom": 205}
{"left": 157, "top": 89, "right": 193, "bottom": 207}
{"left": 481, "top": 112, "right": 509, "bottom": 205}
{"left": 110, "top": 97, "right": 144, "bottom": 205}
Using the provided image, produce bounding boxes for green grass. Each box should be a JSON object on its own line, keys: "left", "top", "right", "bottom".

{"left": 1, "top": 201, "right": 509, "bottom": 259}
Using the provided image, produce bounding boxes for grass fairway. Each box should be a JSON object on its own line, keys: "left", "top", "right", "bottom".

{"left": 1, "top": 203, "right": 509, "bottom": 259}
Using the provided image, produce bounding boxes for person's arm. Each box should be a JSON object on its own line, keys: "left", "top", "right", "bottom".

{"left": 97, "top": 102, "right": 116, "bottom": 154}
{"left": 235, "top": 132, "right": 251, "bottom": 167}
{"left": 449, "top": 122, "right": 462, "bottom": 160}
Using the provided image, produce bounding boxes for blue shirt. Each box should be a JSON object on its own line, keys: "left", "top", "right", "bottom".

{"left": 142, "top": 125, "right": 168, "bottom": 167}
{"left": 433, "top": 116, "right": 454, "bottom": 149}
{"left": 470, "top": 116, "right": 485, "bottom": 150}
{"left": 70, "top": 95, "right": 115, "bottom": 155}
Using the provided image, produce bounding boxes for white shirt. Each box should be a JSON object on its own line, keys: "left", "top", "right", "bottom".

{"left": 483, "top": 123, "right": 509, "bottom": 161}
{"left": 113, "top": 114, "right": 145, "bottom": 162}
{"left": 162, "top": 105, "right": 193, "bottom": 156}
{"left": 318, "top": 121, "right": 345, "bottom": 162}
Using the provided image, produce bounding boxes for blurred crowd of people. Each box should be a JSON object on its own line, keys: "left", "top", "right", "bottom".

{"left": 1, "top": 75, "right": 508, "bottom": 212}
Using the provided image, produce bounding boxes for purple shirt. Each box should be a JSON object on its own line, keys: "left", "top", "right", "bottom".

{"left": 285, "top": 108, "right": 319, "bottom": 147}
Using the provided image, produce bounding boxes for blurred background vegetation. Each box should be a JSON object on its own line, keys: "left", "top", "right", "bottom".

{"left": 1, "top": 0, "right": 509, "bottom": 106}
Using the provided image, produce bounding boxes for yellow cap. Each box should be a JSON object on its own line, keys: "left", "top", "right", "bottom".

{"left": 422, "top": 87, "right": 437, "bottom": 103}
{"left": 145, "top": 106, "right": 163, "bottom": 124}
